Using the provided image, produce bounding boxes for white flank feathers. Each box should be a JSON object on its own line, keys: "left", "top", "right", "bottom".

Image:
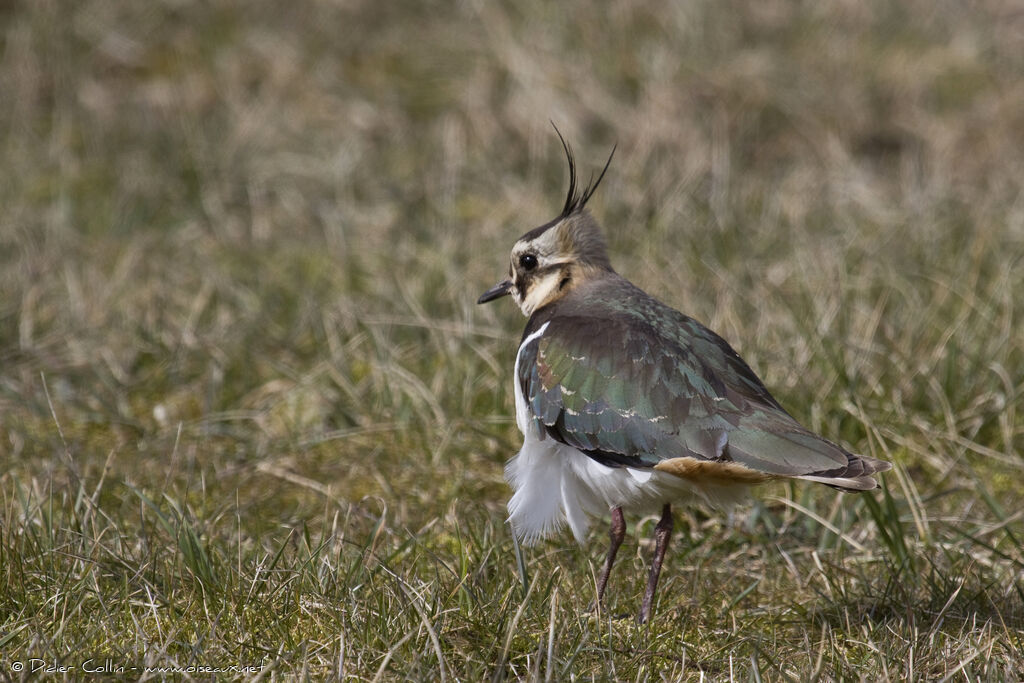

{"left": 505, "top": 322, "right": 753, "bottom": 544}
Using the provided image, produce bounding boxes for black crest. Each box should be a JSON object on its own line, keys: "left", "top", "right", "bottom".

{"left": 554, "top": 124, "right": 616, "bottom": 218}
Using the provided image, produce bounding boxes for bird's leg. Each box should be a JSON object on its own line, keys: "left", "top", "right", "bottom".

{"left": 596, "top": 506, "right": 626, "bottom": 609}
{"left": 639, "top": 503, "right": 673, "bottom": 623}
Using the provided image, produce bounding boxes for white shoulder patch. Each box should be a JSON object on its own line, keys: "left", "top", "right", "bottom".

{"left": 512, "top": 322, "right": 550, "bottom": 435}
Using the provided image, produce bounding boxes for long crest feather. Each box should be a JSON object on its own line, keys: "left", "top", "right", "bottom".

{"left": 552, "top": 124, "right": 616, "bottom": 218}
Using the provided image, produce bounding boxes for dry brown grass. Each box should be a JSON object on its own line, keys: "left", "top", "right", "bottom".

{"left": 2, "top": 0, "right": 1022, "bottom": 679}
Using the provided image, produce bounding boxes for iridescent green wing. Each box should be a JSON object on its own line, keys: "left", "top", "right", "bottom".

{"left": 518, "top": 311, "right": 852, "bottom": 476}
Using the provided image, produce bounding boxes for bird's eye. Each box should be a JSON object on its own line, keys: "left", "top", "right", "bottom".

{"left": 519, "top": 254, "right": 538, "bottom": 271}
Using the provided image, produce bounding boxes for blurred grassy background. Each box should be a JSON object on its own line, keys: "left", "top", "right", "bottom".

{"left": 2, "top": 0, "right": 1022, "bottom": 679}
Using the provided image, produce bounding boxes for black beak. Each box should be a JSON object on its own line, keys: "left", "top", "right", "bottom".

{"left": 477, "top": 279, "right": 513, "bottom": 304}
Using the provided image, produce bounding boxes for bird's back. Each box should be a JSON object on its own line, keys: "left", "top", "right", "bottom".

{"left": 520, "top": 273, "right": 888, "bottom": 491}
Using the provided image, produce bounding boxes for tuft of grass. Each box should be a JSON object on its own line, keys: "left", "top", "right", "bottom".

{"left": 2, "top": 0, "right": 1023, "bottom": 678}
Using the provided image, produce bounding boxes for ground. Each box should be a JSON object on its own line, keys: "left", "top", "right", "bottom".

{"left": 1, "top": 0, "right": 1022, "bottom": 679}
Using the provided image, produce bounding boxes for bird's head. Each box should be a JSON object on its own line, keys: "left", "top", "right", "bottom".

{"left": 478, "top": 133, "right": 616, "bottom": 317}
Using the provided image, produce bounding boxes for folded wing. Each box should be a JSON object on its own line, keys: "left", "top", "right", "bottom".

{"left": 518, "top": 312, "right": 889, "bottom": 490}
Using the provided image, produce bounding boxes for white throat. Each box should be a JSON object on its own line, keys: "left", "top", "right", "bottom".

{"left": 512, "top": 269, "right": 565, "bottom": 317}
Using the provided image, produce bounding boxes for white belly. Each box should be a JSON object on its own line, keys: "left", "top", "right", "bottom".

{"left": 505, "top": 323, "right": 751, "bottom": 545}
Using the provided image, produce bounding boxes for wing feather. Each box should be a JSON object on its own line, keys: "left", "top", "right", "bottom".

{"left": 517, "top": 308, "right": 887, "bottom": 489}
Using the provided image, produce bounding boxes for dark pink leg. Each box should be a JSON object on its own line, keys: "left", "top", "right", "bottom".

{"left": 639, "top": 503, "right": 673, "bottom": 623}
{"left": 596, "top": 506, "right": 626, "bottom": 608}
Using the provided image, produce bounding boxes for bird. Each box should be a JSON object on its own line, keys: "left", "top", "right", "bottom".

{"left": 477, "top": 132, "right": 891, "bottom": 623}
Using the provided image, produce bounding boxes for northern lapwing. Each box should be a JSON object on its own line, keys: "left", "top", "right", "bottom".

{"left": 477, "top": 133, "right": 891, "bottom": 623}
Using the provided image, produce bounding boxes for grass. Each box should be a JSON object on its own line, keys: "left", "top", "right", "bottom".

{"left": 2, "top": 0, "right": 1023, "bottom": 679}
